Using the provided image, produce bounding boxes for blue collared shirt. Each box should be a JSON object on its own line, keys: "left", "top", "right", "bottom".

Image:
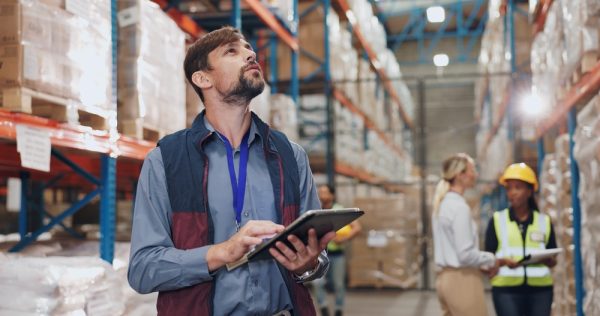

{"left": 128, "top": 118, "right": 324, "bottom": 315}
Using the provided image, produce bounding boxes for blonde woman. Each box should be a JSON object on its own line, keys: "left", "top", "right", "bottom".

{"left": 432, "top": 153, "right": 510, "bottom": 316}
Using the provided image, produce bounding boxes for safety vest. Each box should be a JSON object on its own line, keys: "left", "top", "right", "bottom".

{"left": 491, "top": 209, "right": 553, "bottom": 287}
{"left": 327, "top": 203, "right": 346, "bottom": 253}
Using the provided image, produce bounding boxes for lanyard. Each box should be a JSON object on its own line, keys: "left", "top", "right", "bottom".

{"left": 218, "top": 131, "right": 250, "bottom": 231}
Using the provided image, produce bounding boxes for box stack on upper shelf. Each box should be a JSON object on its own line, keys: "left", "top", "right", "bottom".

{"left": 574, "top": 94, "right": 600, "bottom": 315}
{"left": 539, "top": 135, "right": 576, "bottom": 316}
{"left": 0, "top": 0, "right": 113, "bottom": 131}
{"left": 531, "top": 0, "right": 599, "bottom": 115}
{"left": 475, "top": 0, "right": 533, "bottom": 183}
{"left": 117, "top": 0, "right": 186, "bottom": 142}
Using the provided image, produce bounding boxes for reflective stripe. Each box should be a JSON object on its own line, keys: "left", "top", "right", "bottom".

{"left": 526, "top": 266, "right": 551, "bottom": 277}
{"left": 498, "top": 210, "right": 510, "bottom": 258}
{"left": 499, "top": 266, "right": 525, "bottom": 277}
{"left": 537, "top": 213, "right": 547, "bottom": 250}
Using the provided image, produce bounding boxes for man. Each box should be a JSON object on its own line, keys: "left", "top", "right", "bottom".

{"left": 128, "top": 26, "right": 335, "bottom": 316}
{"left": 312, "top": 185, "right": 361, "bottom": 316}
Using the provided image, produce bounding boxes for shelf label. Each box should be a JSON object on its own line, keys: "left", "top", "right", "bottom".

{"left": 367, "top": 231, "right": 388, "bottom": 248}
{"left": 6, "top": 178, "right": 21, "bottom": 213}
{"left": 16, "top": 125, "right": 51, "bottom": 172}
{"left": 118, "top": 7, "right": 139, "bottom": 28}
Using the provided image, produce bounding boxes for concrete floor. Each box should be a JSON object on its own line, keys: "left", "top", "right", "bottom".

{"left": 316, "top": 289, "right": 496, "bottom": 316}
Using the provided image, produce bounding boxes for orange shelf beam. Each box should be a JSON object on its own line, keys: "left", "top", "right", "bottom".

{"left": 0, "top": 109, "right": 154, "bottom": 161}
{"left": 335, "top": 161, "right": 383, "bottom": 185}
{"left": 333, "top": 0, "right": 414, "bottom": 130}
{"left": 244, "top": 0, "right": 299, "bottom": 51}
{"left": 153, "top": 0, "right": 206, "bottom": 40}
{"left": 333, "top": 88, "right": 405, "bottom": 158}
{"left": 533, "top": 0, "right": 553, "bottom": 35}
{"left": 535, "top": 61, "right": 600, "bottom": 139}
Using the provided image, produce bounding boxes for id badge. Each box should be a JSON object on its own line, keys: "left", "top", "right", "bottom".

{"left": 530, "top": 231, "right": 545, "bottom": 243}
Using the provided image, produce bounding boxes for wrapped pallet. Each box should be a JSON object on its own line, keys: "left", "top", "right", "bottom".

{"left": 269, "top": 93, "right": 298, "bottom": 142}
{"left": 0, "top": 0, "right": 113, "bottom": 129}
{"left": 574, "top": 94, "right": 600, "bottom": 315}
{"left": 117, "top": 0, "right": 186, "bottom": 140}
{"left": 0, "top": 256, "right": 125, "bottom": 315}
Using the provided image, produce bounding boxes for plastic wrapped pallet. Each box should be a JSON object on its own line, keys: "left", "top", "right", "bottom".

{"left": 117, "top": 0, "right": 186, "bottom": 139}
{"left": 0, "top": 255, "right": 125, "bottom": 315}
{"left": 249, "top": 83, "right": 271, "bottom": 123}
{"left": 298, "top": 94, "right": 327, "bottom": 154}
{"left": 269, "top": 93, "right": 298, "bottom": 142}
{"left": 0, "top": 0, "right": 113, "bottom": 126}
{"left": 574, "top": 95, "right": 600, "bottom": 315}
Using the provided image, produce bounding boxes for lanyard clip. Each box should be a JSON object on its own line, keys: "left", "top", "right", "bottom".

{"left": 236, "top": 221, "right": 241, "bottom": 232}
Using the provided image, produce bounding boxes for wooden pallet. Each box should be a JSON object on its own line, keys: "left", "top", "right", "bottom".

{"left": 0, "top": 87, "right": 109, "bottom": 130}
{"left": 119, "top": 119, "right": 164, "bottom": 142}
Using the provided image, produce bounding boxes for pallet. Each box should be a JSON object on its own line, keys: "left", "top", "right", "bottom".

{"left": 119, "top": 119, "right": 164, "bottom": 142}
{"left": 0, "top": 87, "right": 109, "bottom": 131}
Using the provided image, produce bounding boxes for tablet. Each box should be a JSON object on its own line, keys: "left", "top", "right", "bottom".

{"left": 226, "top": 208, "right": 364, "bottom": 270}
{"left": 518, "top": 248, "right": 563, "bottom": 266}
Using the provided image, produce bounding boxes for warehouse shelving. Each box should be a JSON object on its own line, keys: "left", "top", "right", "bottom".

{"left": 332, "top": 0, "right": 414, "bottom": 130}
{"left": 534, "top": 61, "right": 600, "bottom": 316}
{"left": 153, "top": 0, "right": 206, "bottom": 39}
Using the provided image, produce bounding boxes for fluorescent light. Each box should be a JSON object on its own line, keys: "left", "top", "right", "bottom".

{"left": 520, "top": 91, "right": 547, "bottom": 117}
{"left": 433, "top": 54, "right": 449, "bottom": 67}
{"left": 427, "top": 6, "right": 445, "bottom": 23}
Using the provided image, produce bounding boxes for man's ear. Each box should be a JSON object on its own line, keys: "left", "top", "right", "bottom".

{"left": 192, "top": 71, "right": 212, "bottom": 89}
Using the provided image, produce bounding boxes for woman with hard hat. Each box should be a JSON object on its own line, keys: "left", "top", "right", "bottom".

{"left": 484, "top": 163, "right": 557, "bottom": 316}
{"left": 432, "top": 153, "right": 512, "bottom": 316}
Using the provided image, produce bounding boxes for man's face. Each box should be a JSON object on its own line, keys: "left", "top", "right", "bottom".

{"left": 206, "top": 39, "right": 265, "bottom": 104}
{"left": 318, "top": 186, "right": 334, "bottom": 209}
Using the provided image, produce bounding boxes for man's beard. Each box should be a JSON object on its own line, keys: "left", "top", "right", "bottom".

{"left": 222, "top": 65, "right": 265, "bottom": 105}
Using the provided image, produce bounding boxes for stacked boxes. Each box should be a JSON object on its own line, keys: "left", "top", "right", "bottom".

{"left": 349, "top": 193, "right": 422, "bottom": 288}
{"left": 117, "top": 0, "right": 186, "bottom": 138}
{"left": 574, "top": 94, "right": 600, "bottom": 315}
{"left": 540, "top": 135, "right": 576, "bottom": 316}
{"left": 269, "top": 93, "right": 298, "bottom": 142}
{"left": 0, "top": 0, "right": 112, "bottom": 126}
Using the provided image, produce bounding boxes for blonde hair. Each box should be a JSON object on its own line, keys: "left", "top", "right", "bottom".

{"left": 432, "top": 153, "right": 475, "bottom": 216}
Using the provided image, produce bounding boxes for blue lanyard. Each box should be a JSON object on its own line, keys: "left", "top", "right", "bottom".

{"left": 218, "top": 131, "right": 250, "bottom": 231}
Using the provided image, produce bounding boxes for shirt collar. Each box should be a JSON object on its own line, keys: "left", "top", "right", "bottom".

{"left": 203, "top": 115, "right": 261, "bottom": 147}
{"left": 508, "top": 207, "right": 534, "bottom": 225}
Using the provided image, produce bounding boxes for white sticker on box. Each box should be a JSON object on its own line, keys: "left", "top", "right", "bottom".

{"left": 66, "top": 0, "right": 90, "bottom": 21}
{"left": 118, "top": 7, "right": 139, "bottom": 28}
{"left": 367, "top": 231, "right": 388, "bottom": 248}
{"left": 6, "top": 178, "right": 21, "bottom": 213}
{"left": 16, "top": 124, "right": 51, "bottom": 172}
{"left": 23, "top": 46, "right": 39, "bottom": 81}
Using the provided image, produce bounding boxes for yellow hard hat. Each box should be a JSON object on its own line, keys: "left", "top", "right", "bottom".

{"left": 499, "top": 163, "right": 538, "bottom": 190}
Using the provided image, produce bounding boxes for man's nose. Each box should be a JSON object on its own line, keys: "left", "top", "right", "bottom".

{"left": 246, "top": 50, "right": 256, "bottom": 63}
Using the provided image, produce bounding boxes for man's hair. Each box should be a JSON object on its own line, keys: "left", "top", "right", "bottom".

{"left": 184, "top": 26, "right": 244, "bottom": 101}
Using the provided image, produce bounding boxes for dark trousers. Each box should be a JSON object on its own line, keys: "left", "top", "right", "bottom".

{"left": 492, "top": 289, "right": 553, "bottom": 316}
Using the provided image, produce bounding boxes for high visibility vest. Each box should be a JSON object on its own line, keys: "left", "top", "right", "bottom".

{"left": 327, "top": 203, "right": 347, "bottom": 253}
{"left": 491, "top": 209, "right": 553, "bottom": 287}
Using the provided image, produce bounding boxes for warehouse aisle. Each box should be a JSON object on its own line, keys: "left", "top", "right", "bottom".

{"left": 319, "top": 290, "right": 496, "bottom": 316}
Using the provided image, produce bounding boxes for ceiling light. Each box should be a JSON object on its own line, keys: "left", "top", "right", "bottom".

{"left": 427, "top": 6, "right": 445, "bottom": 23}
{"left": 433, "top": 54, "right": 449, "bottom": 67}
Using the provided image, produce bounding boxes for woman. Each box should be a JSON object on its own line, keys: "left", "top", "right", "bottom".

{"left": 485, "top": 163, "right": 557, "bottom": 316}
{"left": 432, "top": 153, "right": 508, "bottom": 316}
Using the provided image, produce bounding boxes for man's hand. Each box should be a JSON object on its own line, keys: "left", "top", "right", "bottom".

{"left": 268, "top": 228, "right": 336, "bottom": 275}
{"left": 498, "top": 258, "right": 520, "bottom": 269}
{"left": 207, "top": 220, "right": 284, "bottom": 271}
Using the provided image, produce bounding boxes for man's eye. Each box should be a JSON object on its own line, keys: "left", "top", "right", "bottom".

{"left": 227, "top": 48, "right": 236, "bottom": 54}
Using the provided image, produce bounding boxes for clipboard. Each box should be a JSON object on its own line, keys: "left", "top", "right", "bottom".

{"left": 226, "top": 208, "right": 364, "bottom": 270}
{"left": 518, "top": 248, "right": 563, "bottom": 266}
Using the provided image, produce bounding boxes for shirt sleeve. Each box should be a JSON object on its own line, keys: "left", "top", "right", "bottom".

{"left": 128, "top": 148, "right": 213, "bottom": 294}
{"left": 484, "top": 217, "right": 498, "bottom": 253}
{"left": 290, "top": 141, "right": 329, "bottom": 277}
{"left": 451, "top": 201, "right": 496, "bottom": 268}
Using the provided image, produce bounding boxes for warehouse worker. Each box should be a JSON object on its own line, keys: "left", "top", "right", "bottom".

{"left": 312, "top": 184, "right": 361, "bottom": 316}
{"left": 127, "top": 26, "right": 335, "bottom": 316}
{"left": 485, "top": 163, "right": 557, "bottom": 316}
{"left": 431, "top": 153, "right": 513, "bottom": 316}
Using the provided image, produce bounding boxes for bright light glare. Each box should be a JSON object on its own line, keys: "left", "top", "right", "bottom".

{"left": 433, "top": 54, "right": 449, "bottom": 67}
{"left": 427, "top": 6, "right": 445, "bottom": 23}
{"left": 520, "top": 92, "right": 547, "bottom": 117}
